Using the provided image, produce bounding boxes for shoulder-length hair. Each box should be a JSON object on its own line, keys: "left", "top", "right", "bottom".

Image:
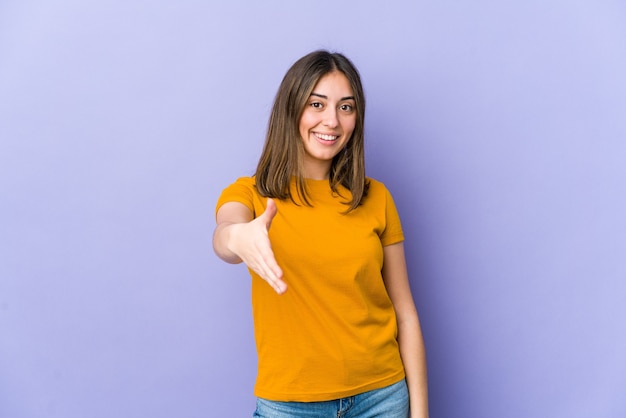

{"left": 254, "top": 50, "right": 369, "bottom": 213}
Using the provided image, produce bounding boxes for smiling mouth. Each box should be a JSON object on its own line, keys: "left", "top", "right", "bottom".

{"left": 314, "top": 132, "right": 339, "bottom": 141}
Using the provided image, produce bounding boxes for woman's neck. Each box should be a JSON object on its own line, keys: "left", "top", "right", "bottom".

{"left": 302, "top": 160, "right": 331, "bottom": 180}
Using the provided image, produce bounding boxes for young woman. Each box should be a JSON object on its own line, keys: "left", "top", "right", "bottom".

{"left": 213, "top": 50, "right": 428, "bottom": 418}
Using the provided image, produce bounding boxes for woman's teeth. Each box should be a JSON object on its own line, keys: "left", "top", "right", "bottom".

{"left": 315, "top": 133, "right": 338, "bottom": 141}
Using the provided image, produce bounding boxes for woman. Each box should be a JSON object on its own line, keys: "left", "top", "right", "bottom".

{"left": 213, "top": 50, "right": 428, "bottom": 417}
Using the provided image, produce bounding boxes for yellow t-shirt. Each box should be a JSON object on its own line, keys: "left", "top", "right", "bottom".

{"left": 216, "top": 176, "right": 406, "bottom": 401}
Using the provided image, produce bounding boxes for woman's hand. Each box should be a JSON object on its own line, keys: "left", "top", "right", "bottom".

{"left": 214, "top": 199, "right": 287, "bottom": 294}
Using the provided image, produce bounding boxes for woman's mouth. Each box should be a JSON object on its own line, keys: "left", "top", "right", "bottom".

{"left": 314, "top": 132, "right": 339, "bottom": 142}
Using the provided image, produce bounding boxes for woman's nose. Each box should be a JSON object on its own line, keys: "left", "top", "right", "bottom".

{"left": 323, "top": 108, "right": 338, "bottom": 128}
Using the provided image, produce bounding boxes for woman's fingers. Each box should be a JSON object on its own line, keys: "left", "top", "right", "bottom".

{"left": 231, "top": 199, "right": 287, "bottom": 294}
{"left": 247, "top": 238, "right": 286, "bottom": 294}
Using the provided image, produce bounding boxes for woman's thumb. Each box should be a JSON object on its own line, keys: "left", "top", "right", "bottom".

{"left": 262, "top": 198, "right": 278, "bottom": 229}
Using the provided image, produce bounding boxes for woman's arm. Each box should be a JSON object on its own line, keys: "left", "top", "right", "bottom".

{"left": 213, "top": 199, "right": 287, "bottom": 294}
{"left": 382, "top": 242, "right": 429, "bottom": 418}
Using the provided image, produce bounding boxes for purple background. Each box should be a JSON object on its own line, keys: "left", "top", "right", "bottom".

{"left": 1, "top": 1, "right": 625, "bottom": 417}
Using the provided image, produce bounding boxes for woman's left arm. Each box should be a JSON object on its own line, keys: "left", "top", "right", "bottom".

{"left": 382, "top": 242, "right": 429, "bottom": 418}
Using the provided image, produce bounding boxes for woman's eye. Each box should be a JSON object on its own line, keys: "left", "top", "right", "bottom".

{"left": 310, "top": 102, "right": 323, "bottom": 109}
{"left": 340, "top": 104, "right": 354, "bottom": 112}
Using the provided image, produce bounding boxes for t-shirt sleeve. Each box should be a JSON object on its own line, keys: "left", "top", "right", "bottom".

{"left": 215, "top": 177, "right": 257, "bottom": 219}
{"left": 380, "top": 187, "right": 405, "bottom": 247}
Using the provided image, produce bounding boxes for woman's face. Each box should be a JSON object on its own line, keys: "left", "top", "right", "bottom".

{"left": 298, "top": 71, "right": 356, "bottom": 179}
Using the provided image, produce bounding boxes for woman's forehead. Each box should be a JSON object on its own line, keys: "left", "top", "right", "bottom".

{"left": 310, "top": 71, "right": 354, "bottom": 99}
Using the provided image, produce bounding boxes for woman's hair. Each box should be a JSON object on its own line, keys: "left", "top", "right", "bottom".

{"left": 254, "top": 50, "right": 369, "bottom": 213}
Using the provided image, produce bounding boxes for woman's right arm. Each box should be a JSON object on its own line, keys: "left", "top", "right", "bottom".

{"left": 213, "top": 198, "right": 287, "bottom": 294}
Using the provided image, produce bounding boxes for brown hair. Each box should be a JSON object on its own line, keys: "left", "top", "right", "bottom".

{"left": 254, "top": 50, "right": 369, "bottom": 212}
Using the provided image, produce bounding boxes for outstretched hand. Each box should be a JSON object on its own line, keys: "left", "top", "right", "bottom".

{"left": 229, "top": 198, "right": 286, "bottom": 294}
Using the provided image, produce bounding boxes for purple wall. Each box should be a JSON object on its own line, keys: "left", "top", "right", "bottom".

{"left": 1, "top": 1, "right": 625, "bottom": 417}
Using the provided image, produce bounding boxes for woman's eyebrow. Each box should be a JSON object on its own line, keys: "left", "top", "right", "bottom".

{"left": 311, "top": 92, "right": 355, "bottom": 101}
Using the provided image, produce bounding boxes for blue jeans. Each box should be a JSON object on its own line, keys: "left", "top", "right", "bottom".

{"left": 253, "top": 379, "right": 409, "bottom": 417}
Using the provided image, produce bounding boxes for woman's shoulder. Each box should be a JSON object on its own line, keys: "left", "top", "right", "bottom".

{"left": 218, "top": 176, "right": 258, "bottom": 199}
{"left": 361, "top": 177, "right": 397, "bottom": 209}
{"left": 221, "top": 176, "right": 257, "bottom": 191}
{"left": 216, "top": 176, "right": 260, "bottom": 214}
{"left": 365, "top": 177, "right": 391, "bottom": 194}
{"left": 231, "top": 176, "right": 256, "bottom": 186}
